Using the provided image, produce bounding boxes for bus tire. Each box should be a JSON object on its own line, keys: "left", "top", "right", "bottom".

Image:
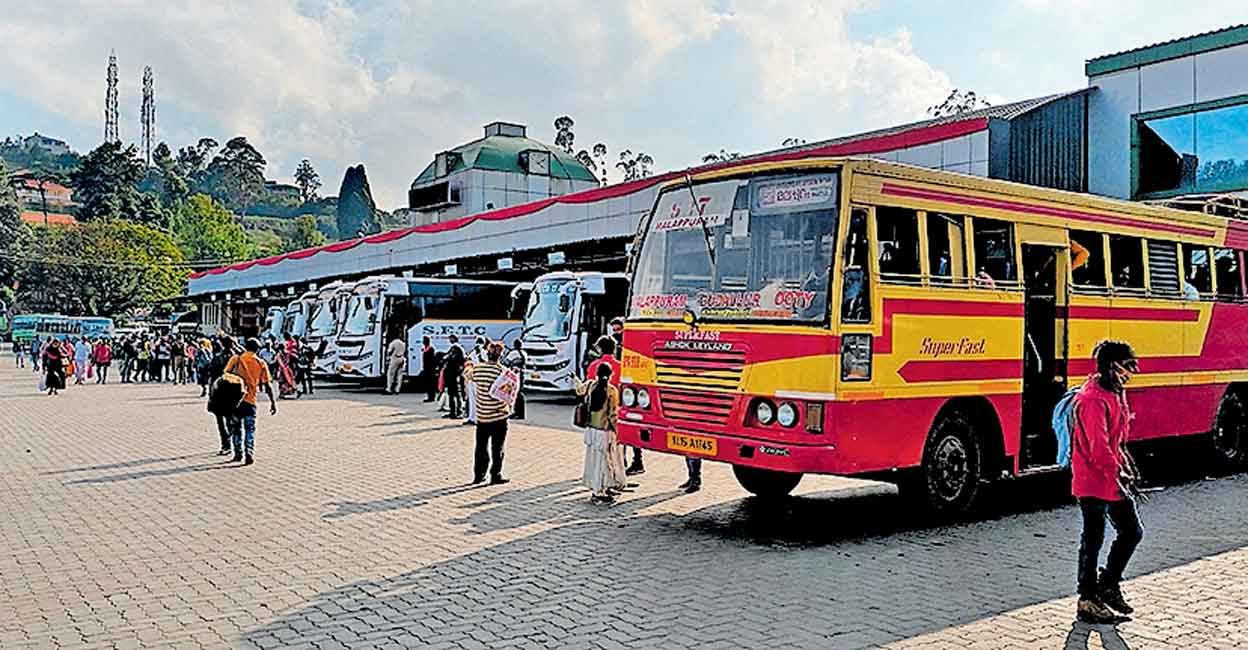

{"left": 910, "top": 409, "right": 984, "bottom": 513}
{"left": 1210, "top": 389, "right": 1248, "bottom": 471}
{"left": 732, "top": 465, "right": 803, "bottom": 498}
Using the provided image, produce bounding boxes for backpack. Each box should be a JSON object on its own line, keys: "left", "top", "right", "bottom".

{"left": 208, "top": 372, "right": 246, "bottom": 416}
{"left": 1051, "top": 384, "right": 1082, "bottom": 468}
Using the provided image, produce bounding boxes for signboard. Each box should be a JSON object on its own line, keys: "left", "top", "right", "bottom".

{"left": 444, "top": 264, "right": 458, "bottom": 276}
{"left": 547, "top": 251, "right": 566, "bottom": 265}
{"left": 752, "top": 174, "right": 838, "bottom": 215}
{"left": 497, "top": 257, "right": 514, "bottom": 270}
{"left": 650, "top": 180, "right": 740, "bottom": 233}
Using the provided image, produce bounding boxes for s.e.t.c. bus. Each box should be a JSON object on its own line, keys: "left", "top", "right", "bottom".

{"left": 617, "top": 157, "right": 1248, "bottom": 512}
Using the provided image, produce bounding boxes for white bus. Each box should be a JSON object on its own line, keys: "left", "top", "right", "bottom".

{"left": 306, "top": 281, "right": 354, "bottom": 377}
{"left": 262, "top": 306, "right": 285, "bottom": 341}
{"left": 520, "top": 271, "right": 629, "bottom": 393}
{"left": 335, "top": 276, "right": 529, "bottom": 384}
{"left": 281, "top": 290, "right": 317, "bottom": 340}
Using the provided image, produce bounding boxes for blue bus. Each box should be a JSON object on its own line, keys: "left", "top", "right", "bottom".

{"left": 9, "top": 314, "right": 115, "bottom": 343}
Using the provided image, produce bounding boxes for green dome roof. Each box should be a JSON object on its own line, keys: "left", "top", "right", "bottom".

{"left": 412, "top": 134, "right": 599, "bottom": 187}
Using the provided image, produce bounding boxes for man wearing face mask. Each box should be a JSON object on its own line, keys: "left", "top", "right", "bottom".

{"left": 1070, "top": 340, "right": 1143, "bottom": 624}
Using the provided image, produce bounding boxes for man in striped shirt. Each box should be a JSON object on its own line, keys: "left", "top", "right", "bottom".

{"left": 470, "top": 341, "right": 512, "bottom": 485}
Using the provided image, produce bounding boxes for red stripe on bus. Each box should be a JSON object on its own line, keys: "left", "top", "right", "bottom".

{"left": 881, "top": 183, "right": 1217, "bottom": 239}
{"left": 896, "top": 359, "right": 1022, "bottom": 382}
{"left": 1066, "top": 306, "right": 1200, "bottom": 321}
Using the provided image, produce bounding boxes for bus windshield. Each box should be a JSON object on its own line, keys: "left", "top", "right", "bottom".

{"left": 342, "top": 294, "right": 379, "bottom": 336}
{"left": 308, "top": 299, "right": 337, "bottom": 337}
{"left": 524, "top": 279, "right": 576, "bottom": 340}
{"left": 629, "top": 172, "right": 839, "bottom": 323}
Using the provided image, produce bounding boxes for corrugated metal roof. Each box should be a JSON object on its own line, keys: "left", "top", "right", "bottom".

{"left": 1086, "top": 24, "right": 1248, "bottom": 77}
{"left": 774, "top": 89, "right": 1089, "bottom": 156}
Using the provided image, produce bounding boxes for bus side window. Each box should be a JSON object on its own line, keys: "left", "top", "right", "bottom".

{"left": 875, "top": 207, "right": 920, "bottom": 282}
{"left": 1109, "top": 235, "right": 1145, "bottom": 291}
{"left": 1146, "top": 240, "right": 1181, "bottom": 297}
{"left": 926, "top": 213, "right": 966, "bottom": 284}
{"left": 972, "top": 217, "right": 1017, "bottom": 285}
{"left": 1071, "top": 230, "right": 1106, "bottom": 290}
{"left": 1183, "top": 244, "right": 1212, "bottom": 298}
{"left": 841, "top": 209, "right": 871, "bottom": 323}
{"left": 1214, "top": 248, "right": 1243, "bottom": 300}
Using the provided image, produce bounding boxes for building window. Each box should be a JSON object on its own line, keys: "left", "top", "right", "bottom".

{"left": 926, "top": 213, "right": 966, "bottom": 283}
{"left": 1183, "top": 244, "right": 1212, "bottom": 298}
{"left": 1215, "top": 249, "right": 1243, "bottom": 300}
{"left": 1109, "top": 235, "right": 1145, "bottom": 291}
{"left": 972, "top": 217, "right": 1016, "bottom": 286}
{"left": 1070, "top": 230, "right": 1106, "bottom": 289}
{"left": 875, "top": 207, "right": 920, "bottom": 281}
{"left": 1136, "top": 100, "right": 1248, "bottom": 196}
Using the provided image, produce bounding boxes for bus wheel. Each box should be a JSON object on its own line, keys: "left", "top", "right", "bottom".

{"left": 732, "top": 465, "right": 803, "bottom": 498}
{"left": 1211, "top": 390, "right": 1247, "bottom": 471}
{"left": 912, "top": 411, "right": 983, "bottom": 513}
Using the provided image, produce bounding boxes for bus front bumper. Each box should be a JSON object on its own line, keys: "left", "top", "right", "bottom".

{"left": 616, "top": 421, "right": 844, "bottom": 475}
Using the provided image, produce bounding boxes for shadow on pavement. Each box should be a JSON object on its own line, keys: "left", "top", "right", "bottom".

{"left": 241, "top": 468, "right": 1247, "bottom": 649}
{"left": 62, "top": 458, "right": 241, "bottom": 484}
{"left": 322, "top": 483, "right": 483, "bottom": 519}
{"left": 43, "top": 453, "right": 208, "bottom": 475}
{"left": 1064, "top": 621, "right": 1132, "bottom": 649}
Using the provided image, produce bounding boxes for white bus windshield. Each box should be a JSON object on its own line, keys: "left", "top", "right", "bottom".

{"left": 524, "top": 279, "right": 576, "bottom": 340}
{"left": 308, "top": 299, "right": 337, "bottom": 337}
{"left": 342, "top": 294, "right": 379, "bottom": 336}
{"left": 629, "top": 173, "right": 839, "bottom": 323}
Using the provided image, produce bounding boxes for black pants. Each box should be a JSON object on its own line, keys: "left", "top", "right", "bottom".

{"left": 446, "top": 377, "right": 463, "bottom": 418}
{"left": 512, "top": 389, "right": 525, "bottom": 419}
{"left": 96, "top": 364, "right": 109, "bottom": 384}
{"left": 1077, "top": 496, "right": 1143, "bottom": 599}
{"left": 301, "top": 371, "right": 314, "bottom": 395}
{"left": 216, "top": 414, "right": 231, "bottom": 451}
{"left": 473, "top": 419, "right": 508, "bottom": 480}
{"left": 423, "top": 370, "right": 437, "bottom": 401}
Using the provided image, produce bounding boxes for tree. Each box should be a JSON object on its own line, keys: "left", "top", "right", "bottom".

{"left": 0, "top": 161, "right": 23, "bottom": 287}
{"left": 175, "top": 137, "right": 218, "bottom": 188}
{"left": 616, "top": 150, "right": 654, "bottom": 182}
{"left": 70, "top": 141, "right": 146, "bottom": 221}
{"left": 928, "top": 89, "right": 991, "bottom": 118}
{"left": 171, "top": 194, "right": 253, "bottom": 264}
{"left": 284, "top": 214, "right": 327, "bottom": 252}
{"left": 204, "top": 136, "right": 266, "bottom": 215}
{"left": 17, "top": 219, "right": 186, "bottom": 316}
{"left": 150, "top": 141, "right": 188, "bottom": 206}
{"left": 131, "top": 192, "right": 171, "bottom": 231}
{"left": 554, "top": 116, "right": 575, "bottom": 154}
{"left": 702, "top": 148, "right": 741, "bottom": 163}
{"left": 294, "top": 159, "right": 321, "bottom": 203}
{"left": 336, "top": 165, "right": 379, "bottom": 238}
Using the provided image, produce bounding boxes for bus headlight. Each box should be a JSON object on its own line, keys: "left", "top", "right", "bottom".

{"left": 755, "top": 400, "right": 776, "bottom": 425}
{"left": 636, "top": 389, "right": 651, "bottom": 409}
{"left": 777, "top": 402, "right": 798, "bottom": 428}
{"left": 622, "top": 387, "right": 636, "bottom": 407}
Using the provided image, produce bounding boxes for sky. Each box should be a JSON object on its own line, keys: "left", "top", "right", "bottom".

{"left": 1, "top": 1, "right": 1245, "bottom": 210}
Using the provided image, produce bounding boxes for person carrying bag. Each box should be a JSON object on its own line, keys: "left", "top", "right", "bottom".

{"left": 576, "top": 362, "right": 625, "bottom": 504}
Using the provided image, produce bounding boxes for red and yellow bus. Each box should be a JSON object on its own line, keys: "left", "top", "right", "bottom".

{"left": 617, "top": 157, "right": 1248, "bottom": 511}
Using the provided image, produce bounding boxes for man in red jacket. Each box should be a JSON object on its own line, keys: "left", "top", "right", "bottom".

{"left": 1071, "top": 340, "right": 1143, "bottom": 623}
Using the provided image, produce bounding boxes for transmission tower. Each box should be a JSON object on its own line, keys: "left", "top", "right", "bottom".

{"left": 104, "top": 50, "right": 119, "bottom": 143}
{"left": 141, "top": 66, "right": 155, "bottom": 165}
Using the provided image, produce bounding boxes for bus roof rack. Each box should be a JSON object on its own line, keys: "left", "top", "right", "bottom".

{"left": 1145, "top": 192, "right": 1248, "bottom": 221}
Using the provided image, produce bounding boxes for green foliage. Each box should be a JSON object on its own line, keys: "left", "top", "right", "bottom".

{"left": 336, "top": 164, "right": 379, "bottom": 238}
{"left": 249, "top": 229, "right": 284, "bottom": 258}
{"left": 17, "top": 219, "right": 186, "bottom": 316}
{"left": 284, "top": 214, "right": 327, "bottom": 252}
{"left": 0, "top": 137, "right": 81, "bottom": 175}
{"left": 149, "top": 142, "right": 189, "bottom": 206}
{"left": 172, "top": 194, "right": 253, "bottom": 264}
{"left": 0, "top": 161, "right": 23, "bottom": 286}
{"left": 70, "top": 141, "right": 146, "bottom": 222}
{"left": 204, "top": 136, "right": 266, "bottom": 215}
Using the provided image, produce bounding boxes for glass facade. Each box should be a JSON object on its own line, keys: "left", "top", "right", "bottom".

{"left": 1137, "top": 100, "right": 1248, "bottom": 196}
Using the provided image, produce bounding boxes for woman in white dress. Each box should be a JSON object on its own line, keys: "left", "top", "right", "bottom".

{"left": 577, "top": 362, "right": 625, "bottom": 504}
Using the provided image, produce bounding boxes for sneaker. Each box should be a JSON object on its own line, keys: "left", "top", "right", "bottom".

{"left": 489, "top": 476, "right": 510, "bottom": 485}
{"left": 243, "top": 455, "right": 254, "bottom": 466}
{"left": 625, "top": 464, "right": 646, "bottom": 476}
{"left": 590, "top": 494, "right": 615, "bottom": 505}
{"left": 471, "top": 475, "right": 486, "bottom": 485}
{"left": 1077, "top": 598, "right": 1124, "bottom": 624}
{"left": 684, "top": 481, "right": 701, "bottom": 494}
{"left": 231, "top": 454, "right": 243, "bottom": 463}
{"left": 216, "top": 448, "right": 230, "bottom": 456}
{"left": 1098, "top": 579, "right": 1134, "bottom": 615}
{"left": 678, "top": 479, "right": 691, "bottom": 490}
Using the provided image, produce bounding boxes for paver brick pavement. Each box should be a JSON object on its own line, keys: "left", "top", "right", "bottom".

{"left": 1, "top": 359, "right": 1246, "bottom": 648}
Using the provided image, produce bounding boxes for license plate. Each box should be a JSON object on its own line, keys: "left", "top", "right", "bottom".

{"left": 528, "top": 371, "right": 541, "bottom": 380}
{"left": 667, "top": 432, "right": 717, "bottom": 456}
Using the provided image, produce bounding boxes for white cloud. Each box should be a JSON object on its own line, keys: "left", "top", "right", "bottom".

{"left": 0, "top": 0, "right": 959, "bottom": 207}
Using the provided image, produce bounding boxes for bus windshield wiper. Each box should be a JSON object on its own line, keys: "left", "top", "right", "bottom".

{"left": 684, "top": 172, "right": 716, "bottom": 274}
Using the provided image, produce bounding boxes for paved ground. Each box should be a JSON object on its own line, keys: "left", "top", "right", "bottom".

{"left": 2, "top": 356, "right": 1246, "bottom": 649}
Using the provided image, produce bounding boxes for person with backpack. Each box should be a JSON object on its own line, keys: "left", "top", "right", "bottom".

{"left": 1069, "top": 340, "right": 1143, "bottom": 624}
{"left": 577, "top": 361, "right": 624, "bottom": 504}
{"left": 222, "top": 337, "right": 277, "bottom": 466}
{"left": 207, "top": 338, "right": 236, "bottom": 455}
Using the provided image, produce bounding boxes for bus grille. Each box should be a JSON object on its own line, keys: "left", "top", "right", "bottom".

{"left": 653, "top": 348, "right": 746, "bottom": 391}
{"left": 659, "top": 388, "right": 736, "bottom": 426}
